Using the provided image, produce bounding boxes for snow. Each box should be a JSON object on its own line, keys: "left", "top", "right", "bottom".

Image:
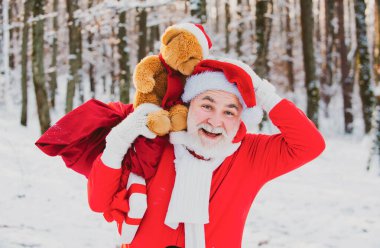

{"left": 0, "top": 107, "right": 379, "bottom": 248}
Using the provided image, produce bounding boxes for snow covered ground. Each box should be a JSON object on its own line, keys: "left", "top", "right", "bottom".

{"left": 1, "top": 107, "right": 379, "bottom": 248}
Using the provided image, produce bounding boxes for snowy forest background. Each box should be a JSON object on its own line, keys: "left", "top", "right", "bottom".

{"left": 0, "top": 0, "right": 380, "bottom": 247}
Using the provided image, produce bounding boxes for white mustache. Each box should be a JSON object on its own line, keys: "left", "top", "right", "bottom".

{"left": 197, "top": 123, "right": 227, "bottom": 137}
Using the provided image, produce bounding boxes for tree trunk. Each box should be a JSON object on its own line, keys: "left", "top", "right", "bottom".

{"left": 88, "top": 0, "right": 95, "bottom": 98}
{"left": 21, "top": 0, "right": 34, "bottom": 126}
{"left": 236, "top": 0, "right": 243, "bottom": 57}
{"left": 137, "top": 7, "right": 147, "bottom": 62}
{"left": 320, "top": 0, "right": 335, "bottom": 117}
{"left": 8, "top": 0, "right": 15, "bottom": 70}
{"left": 337, "top": 0, "right": 354, "bottom": 133}
{"left": 118, "top": 10, "right": 130, "bottom": 103}
{"left": 32, "top": 0, "right": 51, "bottom": 134}
{"left": 66, "top": 0, "right": 83, "bottom": 113}
{"left": 374, "top": 0, "right": 380, "bottom": 84}
{"left": 190, "top": 0, "right": 207, "bottom": 24}
{"left": 354, "top": 0, "right": 375, "bottom": 133}
{"left": 285, "top": 0, "right": 295, "bottom": 92}
{"left": 255, "top": 0, "right": 273, "bottom": 78}
{"left": 1, "top": 0, "right": 10, "bottom": 106}
{"left": 225, "top": 1, "right": 231, "bottom": 53}
{"left": 48, "top": 0, "right": 58, "bottom": 108}
{"left": 215, "top": 0, "right": 219, "bottom": 33}
{"left": 300, "top": 0, "right": 319, "bottom": 127}
{"left": 148, "top": 24, "right": 160, "bottom": 53}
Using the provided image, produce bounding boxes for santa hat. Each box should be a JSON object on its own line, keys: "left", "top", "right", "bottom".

{"left": 182, "top": 58, "right": 263, "bottom": 128}
{"left": 173, "top": 23, "right": 212, "bottom": 57}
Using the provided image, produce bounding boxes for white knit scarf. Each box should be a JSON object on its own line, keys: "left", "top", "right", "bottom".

{"left": 165, "top": 131, "right": 240, "bottom": 247}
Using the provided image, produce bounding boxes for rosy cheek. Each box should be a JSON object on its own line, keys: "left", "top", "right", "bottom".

{"left": 225, "top": 118, "right": 241, "bottom": 134}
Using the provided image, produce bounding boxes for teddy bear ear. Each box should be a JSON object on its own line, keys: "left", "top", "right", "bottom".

{"left": 161, "top": 27, "right": 183, "bottom": 46}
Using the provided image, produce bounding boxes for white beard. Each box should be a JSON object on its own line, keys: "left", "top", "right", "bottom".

{"left": 170, "top": 114, "right": 241, "bottom": 160}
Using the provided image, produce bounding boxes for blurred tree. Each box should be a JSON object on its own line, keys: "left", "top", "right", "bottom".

{"left": 190, "top": 0, "right": 207, "bottom": 23}
{"left": 66, "top": 0, "right": 83, "bottom": 113}
{"left": 21, "top": 0, "right": 34, "bottom": 126}
{"left": 148, "top": 23, "right": 160, "bottom": 53}
{"left": 236, "top": 0, "right": 243, "bottom": 57}
{"left": 8, "top": 0, "right": 15, "bottom": 70}
{"left": 337, "top": 0, "right": 354, "bottom": 133}
{"left": 225, "top": 0, "right": 231, "bottom": 53}
{"left": 215, "top": 0, "right": 220, "bottom": 33}
{"left": 137, "top": 7, "right": 147, "bottom": 62}
{"left": 48, "top": 0, "right": 58, "bottom": 108}
{"left": 354, "top": 0, "right": 375, "bottom": 133}
{"left": 32, "top": 0, "right": 51, "bottom": 134}
{"left": 300, "top": 0, "right": 319, "bottom": 126}
{"left": 320, "top": 0, "right": 335, "bottom": 117}
{"left": 87, "top": 0, "right": 96, "bottom": 98}
{"left": 118, "top": 9, "right": 130, "bottom": 103}
{"left": 285, "top": 0, "right": 295, "bottom": 92}
{"left": 375, "top": 0, "right": 380, "bottom": 83}
{"left": 255, "top": 0, "right": 273, "bottom": 78}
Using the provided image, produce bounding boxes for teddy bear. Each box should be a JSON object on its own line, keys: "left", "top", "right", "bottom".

{"left": 132, "top": 23, "right": 212, "bottom": 136}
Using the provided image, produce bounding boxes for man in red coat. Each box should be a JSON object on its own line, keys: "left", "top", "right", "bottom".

{"left": 87, "top": 58, "right": 325, "bottom": 248}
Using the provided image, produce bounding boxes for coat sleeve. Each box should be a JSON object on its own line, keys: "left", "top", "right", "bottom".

{"left": 245, "top": 99, "right": 325, "bottom": 183}
{"left": 87, "top": 154, "right": 123, "bottom": 212}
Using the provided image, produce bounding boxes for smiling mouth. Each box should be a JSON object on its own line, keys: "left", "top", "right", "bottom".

{"left": 200, "top": 128, "right": 222, "bottom": 138}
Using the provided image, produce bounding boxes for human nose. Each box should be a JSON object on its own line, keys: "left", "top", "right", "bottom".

{"left": 207, "top": 113, "right": 223, "bottom": 127}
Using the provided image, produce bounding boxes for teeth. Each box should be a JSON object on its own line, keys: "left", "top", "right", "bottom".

{"left": 202, "top": 128, "right": 221, "bottom": 135}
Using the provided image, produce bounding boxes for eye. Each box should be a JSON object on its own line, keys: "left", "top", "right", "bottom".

{"left": 202, "top": 104, "right": 212, "bottom": 111}
{"left": 225, "top": 111, "right": 235, "bottom": 117}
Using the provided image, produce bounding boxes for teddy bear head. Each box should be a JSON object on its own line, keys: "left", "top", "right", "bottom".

{"left": 160, "top": 23, "right": 212, "bottom": 76}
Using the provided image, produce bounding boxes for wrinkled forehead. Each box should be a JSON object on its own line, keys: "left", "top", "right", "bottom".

{"left": 190, "top": 90, "right": 243, "bottom": 109}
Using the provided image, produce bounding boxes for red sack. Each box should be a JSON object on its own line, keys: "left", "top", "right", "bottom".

{"left": 35, "top": 99, "right": 167, "bottom": 179}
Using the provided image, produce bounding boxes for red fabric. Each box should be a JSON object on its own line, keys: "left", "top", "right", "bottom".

{"left": 158, "top": 54, "right": 185, "bottom": 109}
{"left": 125, "top": 216, "right": 143, "bottom": 226}
{"left": 88, "top": 100, "right": 325, "bottom": 247}
{"left": 103, "top": 188, "right": 130, "bottom": 234}
{"left": 192, "top": 60, "right": 257, "bottom": 107}
{"left": 35, "top": 99, "right": 167, "bottom": 179}
{"left": 127, "top": 184, "right": 147, "bottom": 198}
{"left": 232, "top": 121, "right": 247, "bottom": 143}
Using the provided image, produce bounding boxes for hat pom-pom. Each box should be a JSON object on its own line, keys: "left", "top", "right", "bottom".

{"left": 241, "top": 106, "right": 263, "bottom": 127}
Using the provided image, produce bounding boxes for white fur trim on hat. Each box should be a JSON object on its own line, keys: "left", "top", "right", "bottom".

{"left": 174, "top": 23, "right": 209, "bottom": 57}
{"left": 182, "top": 72, "right": 246, "bottom": 107}
{"left": 183, "top": 71, "right": 263, "bottom": 125}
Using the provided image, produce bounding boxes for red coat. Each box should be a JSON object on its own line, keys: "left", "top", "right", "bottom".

{"left": 87, "top": 99, "right": 325, "bottom": 247}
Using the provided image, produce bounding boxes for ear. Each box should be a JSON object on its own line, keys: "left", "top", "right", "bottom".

{"left": 177, "top": 58, "right": 201, "bottom": 76}
{"left": 161, "top": 27, "right": 183, "bottom": 46}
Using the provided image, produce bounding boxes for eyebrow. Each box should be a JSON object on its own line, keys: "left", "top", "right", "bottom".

{"left": 201, "top": 95, "right": 239, "bottom": 110}
{"left": 202, "top": 96, "right": 215, "bottom": 103}
{"left": 226, "top": 103, "right": 239, "bottom": 111}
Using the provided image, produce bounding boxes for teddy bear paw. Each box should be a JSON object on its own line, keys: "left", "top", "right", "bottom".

{"left": 169, "top": 105, "right": 188, "bottom": 132}
{"left": 146, "top": 109, "right": 171, "bottom": 136}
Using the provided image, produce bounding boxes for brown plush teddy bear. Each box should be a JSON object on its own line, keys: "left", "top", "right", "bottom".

{"left": 133, "top": 23, "right": 212, "bottom": 136}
